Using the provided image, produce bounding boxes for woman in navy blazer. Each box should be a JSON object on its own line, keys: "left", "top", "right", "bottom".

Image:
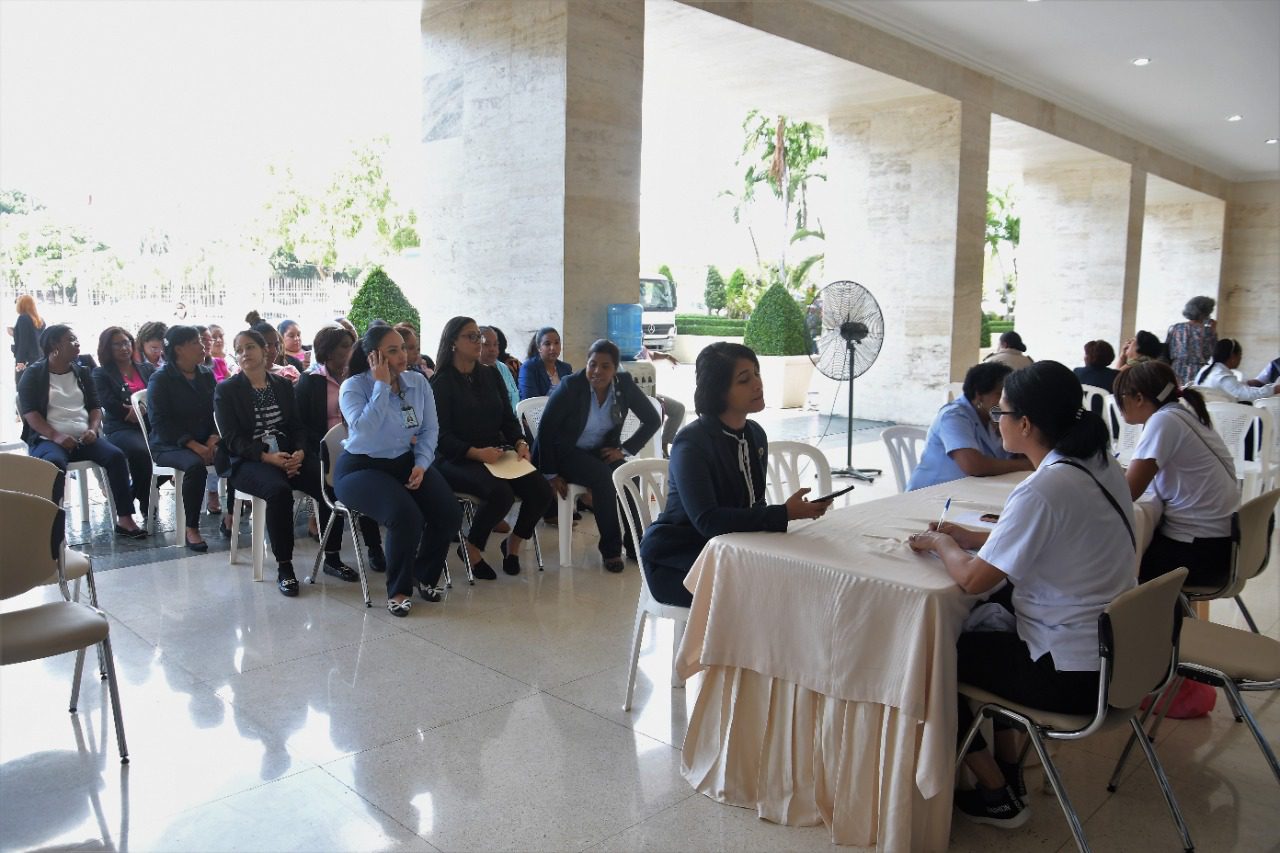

{"left": 93, "top": 326, "right": 156, "bottom": 517}
{"left": 534, "top": 339, "right": 660, "bottom": 572}
{"left": 639, "top": 342, "right": 832, "bottom": 606}
{"left": 518, "top": 326, "right": 573, "bottom": 399}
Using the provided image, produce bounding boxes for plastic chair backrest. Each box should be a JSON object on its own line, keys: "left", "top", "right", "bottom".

{"left": 881, "top": 426, "right": 927, "bottom": 493}
{"left": 945, "top": 382, "right": 964, "bottom": 404}
{"left": 619, "top": 396, "right": 663, "bottom": 458}
{"left": 1081, "top": 385, "right": 1111, "bottom": 418}
{"left": 0, "top": 490, "right": 65, "bottom": 600}
{"left": 1235, "top": 488, "right": 1280, "bottom": 586}
{"left": 765, "top": 440, "right": 833, "bottom": 504}
{"left": 1188, "top": 385, "right": 1237, "bottom": 404}
{"left": 516, "top": 396, "right": 549, "bottom": 439}
{"left": 1256, "top": 397, "right": 1280, "bottom": 469}
{"left": 321, "top": 423, "right": 348, "bottom": 495}
{"left": 1106, "top": 396, "right": 1143, "bottom": 463}
{"left": 130, "top": 388, "right": 159, "bottom": 459}
{"left": 1101, "top": 568, "right": 1188, "bottom": 711}
{"left": 611, "top": 458, "right": 671, "bottom": 566}
{"left": 0, "top": 453, "right": 61, "bottom": 502}
{"left": 1206, "top": 402, "right": 1267, "bottom": 470}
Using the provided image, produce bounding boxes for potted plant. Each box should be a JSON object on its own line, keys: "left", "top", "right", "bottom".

{"left": 743, "top": 282, "right": 814, "bottom": 408}
{"left": 348, "top": 266, "right": 420, "bottom": 334}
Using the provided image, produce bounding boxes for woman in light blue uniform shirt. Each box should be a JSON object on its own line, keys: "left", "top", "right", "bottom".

{"left": 334, "top": 325, "right": 462, "bottom": 616}
{"left": 907, "top": 362, "right": 1032, "bottom": 491}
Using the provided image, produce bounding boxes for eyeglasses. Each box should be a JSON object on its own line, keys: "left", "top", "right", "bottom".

{"left": 988, "top": 406, "right": 1022, "bottom": 423}
{"left": 111, "top": 339, "right": 134, "bottom": 349}
{"left": 460, "top": 332, "right": 483, "bottom": 342}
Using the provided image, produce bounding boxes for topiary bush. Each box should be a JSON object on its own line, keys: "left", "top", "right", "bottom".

{"left": 348, "top": 266, "right": 420, "bottom": 334}
{"left": 743, "top": 282, "right": 809, "bottom": 356}
{"left": 704, "top": 265, "right": 727, "bottom": 315}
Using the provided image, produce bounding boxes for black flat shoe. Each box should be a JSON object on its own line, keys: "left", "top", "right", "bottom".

{"left": 322, "top": 557, "right": 360, "bottom": 582}
{"left": 368, "top": 551, "right": 387, "bottom": 573}
{"left": 114, "top": 525, "right": 148, "bottom": 540}
{"left": 277, "top": 576, "right": 299, "bottom": 597}
{"left": 499, "top": 538, "right": 520, "bottom": 575}
{"left": 185, "top": 539, "right": 209, "bottom": 553}
{"left": 458, "top": 545, "right": 496, "bottom": 580}
{"left": 604, "top": 557, "right": 625, "bottom": 574}
{"left": 218, "top": 520, "right": 233, "bottom": 538}
{"left": 417, "top": 583, "right": 443, "bottom": 603}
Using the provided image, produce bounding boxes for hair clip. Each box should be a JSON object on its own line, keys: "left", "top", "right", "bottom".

{"left": 1157, "top": 382, "right": 1175, "bottom": 402}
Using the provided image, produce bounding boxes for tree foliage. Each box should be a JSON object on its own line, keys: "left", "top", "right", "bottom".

{"left": 347, "top": 266, "right": 419, "bottom": 334}
{"left": 743, "top": 282, "right": 809, "bottom": 356}
{"left": 985, "top": 187, "right": 1021, "bottom": 319}
{"left": 703, "top": 265, "right": 727, "bottom": 315}
{"left": 724, "top": 267, "right": 761, "bottom": 320}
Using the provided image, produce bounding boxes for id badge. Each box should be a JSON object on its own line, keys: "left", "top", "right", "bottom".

{"left": 401, "top": 404, "right": 419, "bottom": 428}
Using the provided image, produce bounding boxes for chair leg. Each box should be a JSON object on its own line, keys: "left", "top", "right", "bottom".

{"left": 460, "top": 502, "right": 476, "bottom": 585}
{"left": 1129, "top": 716, "right": 1195, "bottom": 850}
{"left": 172, "top": 471, "right": 186, "bottom": 548}
{"left": 1110, "top": 676, "right": 1180, "bottom": 790}
{"left": 70, "top": 647, "right": 87, "bottom": 713}
{"left": 84, "top": 565, "right": 106, "bottom": 679}
{"left": 622, "top": 605, "right": 647, "bottom": 711}
{"left": 96, "top": 467, "right": 117, "bottom": 527}
{"left": 308, "top": 511, "right": 340, "bottom": 584}
{"left": 146, "top": 478, "right": 159, "bottom": 534}
{"left": 229, "top": 498, "right": 243, "bottom": 564}
{"left": 99, "top": 634, "right": 129, "bottom": 763}
{"left": 250, "top": 497, "right": 267, "bottom": 582}
{"left": 532, "top": 528, "right": 544, "bottom": 570}
{"left": 1023, "top": 726, "right": 1090, "bottom": 853}
{"left": 347, "top": 513, "right": 373, "bottom": 607}
{"left": 558, "top": 493, "right": 574, "bottom": 567}
{"left": 1234, "top": 596, "right": 1261, "bottom": 633}
{"left": 77, "top": 468, "right": 91, "bottom": 525}
{"left": 671, "top": 619, "right": 687, "bottom": 688}
{"left": 1223, "top": 680, "right": 1280, "bottom": 783}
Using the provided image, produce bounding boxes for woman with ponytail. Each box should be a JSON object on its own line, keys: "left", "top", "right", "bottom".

{"left": 334, "top": 325, "right": 460, "bottom": 616}
{"left": 1193, "top": 338, "right": 1278, "bottom": 401}
{"left": 1115, "top": 361, "right": 1238, "bottom": 585}
{"left": 908, "top": 361, "right": 1135, "bottom": 827}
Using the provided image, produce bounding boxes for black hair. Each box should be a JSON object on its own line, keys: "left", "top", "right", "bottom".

{"left": 313, "top": 324, "right": 354, "bottom": 366}
{"left": 1133, "top": 330, "right": 1163, "bottom": 359}
{"left": 1002, "top": 360, "right": 1111, "bottom": 461}
{"left": 527, "top": 326, "right": 560, "bottom": 359}
{"left": 1196, "top": 338, "right": 1242, "bottom": 383}
{"left": 277, "top": 319, "right": 298, "bottom": 336}
{"left": 245, "top": 310, "right": 285, "bottom": 365}
{"left": 962, "top": 361, "right": 1012, "bottom": 403}
{"left": 1082, "top": 339, "right": 1116, "bottom": 369}
{"left": 1182, "top": 296, "right": 1216, "bottom": 322}
{"left": 97, "top": 326, "right": 135, "bottom": 368}
{"left": 587, "top": 338, "right": 621, "bottom": 367}
{"left": 694, "top": 342, "right": 759, "bottom": 416}
{"left": 39, "top": 324, "right": 72, "bottom": 357}
{"left": 347, "top": 324, "right": 401, "bottom": 377}
{"left": 488, "top": 325, "right": 511, "bottom": 358}
{"left": 1115, "top": 360, "right": 1211, "bottom": 428}
{"left": 136, "top": 321, "right": 167, "bottom": 345}
{"left": 998, "top": 330, "right": 1026, "bottom": 352}
{"left": 162, "top": 325, "right": 200, "bottom": 367}
{"left": 435, "top": 316, "right": 476, "bottom": 373}
{"left": 194, "top": 325, "right": 212, "bottom": 364}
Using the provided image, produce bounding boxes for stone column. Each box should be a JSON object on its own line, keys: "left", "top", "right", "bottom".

{"left": 1220, "top": 180, "right": 1280, "bottom": 363}
{"left": 1135, "top": 181, "right": 1226, "bottom": 339}
{"left": 826, "top": 94, "right": 978, "bottom": 425}
{"left": 419, "top": 0, "right": 643, "bottom": 359}
{"left": 1016, "top": 159, "right": 1133, "bottom": 366}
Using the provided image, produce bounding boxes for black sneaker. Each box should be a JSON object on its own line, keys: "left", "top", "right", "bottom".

{"left": 954, "top": 784, "right": 1030, "bottom": 829}
{"left": 998, "top": 758, "right": 1027, "bottom": 801}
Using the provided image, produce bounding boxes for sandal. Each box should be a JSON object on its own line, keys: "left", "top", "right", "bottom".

{"left": 386, "top": 598, "right": 412, "bottom": 617}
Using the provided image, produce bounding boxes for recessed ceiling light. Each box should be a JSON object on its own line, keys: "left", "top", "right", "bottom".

{"left": 1226, "top": 114, "right": 1244, "bottom": 122}
{"left": 1267, "top": 138, "right": 1278, "bottom": 145}
{"left": 1130, "top": 57, "right": 1152, "bottom": 66}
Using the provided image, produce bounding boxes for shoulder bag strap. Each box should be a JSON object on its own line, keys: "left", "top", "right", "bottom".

{"left": 1050, "top": 459, "right": 1136, "bottom": 549}
{"left": 1163, "top": 405, "right": 1236, "bottom": 479}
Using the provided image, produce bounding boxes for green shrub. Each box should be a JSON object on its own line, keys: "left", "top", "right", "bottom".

{"left": 980, "top": 313, "right": 992, "bottom": 348}
{"left": 658, "top": 264, "right": 676, "bottom": 289}
{"left": 677, "top": 317, "right": 747, "bottom": 337}
{"left": 348, "top": 267, "right": 420, "bottom": 334}
{"left": 743, "top": 283, "right": 809, "bottom": 356}
{"left": 704, "top": 265, "right": 727, "bottom": 315}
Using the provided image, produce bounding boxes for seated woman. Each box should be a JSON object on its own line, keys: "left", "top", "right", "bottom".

{"left": 1116, "top": 362, "right": 1238, "bottom": 586}
{"left": 1114, "top": 330, "right": 1164, "bottom": 371}
{"left": 18, "top": 324, "right": 146, "bottom": 538}
{"left": 93, "top": 326, "right": 156, "bottom": 519}
{"left": 214, "top": 330, "right": 327, "bottom": 597}
{"left": 335, "top": 325, "right": 460, "bottom": 615}
{"left": 278, "top": 319, "right": 311, "bottom": 371}
{"left": 908, "top": 362, "right": 1032, "bottom": 491}
{"left": 983, "top": 331, "right": 1034, "bottom": 370}
{"left": 136, "top": 321, "right": 167, "bottom": 369}
{"left": 394, "top": 322, "right": 435, "bottom": 377}
{"left": 479, "top": 325, "right": 519, "bottom": 414}
{"left": 147, "top": 325, "right": 220, "bottom": 551}
{"left": 1073, "top": 339, "right": 1119, "bottom": 393}
{"left": 640, "top": 342, "right": 832, "bottom": 607}
{"left": 208, "top": 324, "right": 233, "bottom": 378}
{"left": 432, "top": 316, "right": 553, "bottom": 578}
{"left": 534, "top": 339, "right": 660, "bottom": 573}
{"left": 246, "top": 311, "right": 302, "bottom": 380}
{"left": 908, "top": 361, "right": 1136, "bottom": 827}
{"left": 518, "top": 326, "right": 572, "bottom": 399}
{"left": 1193, "top": 338, "right": 1278, "bottom": 401}
{"left": 295, "top": 324, "right": 385, "bottom": 578}
{"left": 196, "top": 324, "right": 229, "bottom": 514}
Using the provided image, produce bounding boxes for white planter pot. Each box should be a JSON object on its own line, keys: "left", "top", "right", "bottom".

{"left": 759, "top": 355, "right": 814, "bottom": 409}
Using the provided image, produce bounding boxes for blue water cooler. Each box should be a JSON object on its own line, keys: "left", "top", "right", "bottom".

{"left": 607, "top": 303, "right": 643, "bottom": 360}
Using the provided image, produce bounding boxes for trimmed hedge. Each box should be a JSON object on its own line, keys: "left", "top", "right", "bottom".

{"left": 676, "top": 314, "right": 747, "bottom": 336}
{"left": 348, "top": 267, "right": 420, "bottom": 334}
{"left": 743, "top": 283, "right": 809, "bottom": 356}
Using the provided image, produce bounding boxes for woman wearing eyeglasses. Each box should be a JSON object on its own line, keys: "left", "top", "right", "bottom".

{"left": 432, "top": 316, "right": 553, "bottom": 578}
{"left": 518, "top": 326, "right": 572, "bottom": 400}
{"left": 93, "top": 326, "right": 156, "bottom": 518}
{"left": 908, "top": 361, "right": 1135, "bottom": 827}
{"left": 907, "top": 362, "right": 1032, "bottom": 491}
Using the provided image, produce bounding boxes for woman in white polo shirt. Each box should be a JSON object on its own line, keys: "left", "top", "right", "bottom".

{"left": 1115, "top": 361, "right": 1237, "bottom": 585}
{"left": 909, "top": 361, "right": 1135, "bottom": 829}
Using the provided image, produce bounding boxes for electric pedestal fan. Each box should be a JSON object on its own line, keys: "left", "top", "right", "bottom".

{"left": 809, "top": 280, "right": 885, "bottom": 482}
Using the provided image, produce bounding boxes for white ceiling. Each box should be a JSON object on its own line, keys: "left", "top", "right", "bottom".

{"left": 820, "top": 0, "right": 1280, "bottom": 183}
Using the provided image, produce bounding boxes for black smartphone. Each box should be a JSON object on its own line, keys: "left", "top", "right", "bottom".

{"left": 811, "top": 484, "right": 856, "bottom": 503}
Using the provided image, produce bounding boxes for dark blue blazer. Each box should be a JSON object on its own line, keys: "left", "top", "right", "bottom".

{"left": 518, "top": 356, "right": 573, "bottom": 400}
{"left": 146, "top": 363, "right": 217, "bottom": 455}
{"left": 16, "top": 358, "right": 100, "bottom": 449}
{"left": 639, "top": 414, "right": 787, "bottom": 576}
{"left": 93, "top": 361, "right": 155, "bottom": 435}
{"left": 533, "top": 370, "right": 660, "bottom": 476}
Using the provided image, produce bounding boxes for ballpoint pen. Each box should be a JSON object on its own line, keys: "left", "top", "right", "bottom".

{"left": 936, "top": 496, "right": 952, "bottom": 530}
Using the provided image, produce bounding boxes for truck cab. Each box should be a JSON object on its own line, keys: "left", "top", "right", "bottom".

{"left": 640, "top": 276, "right": 677, "bottom": 352}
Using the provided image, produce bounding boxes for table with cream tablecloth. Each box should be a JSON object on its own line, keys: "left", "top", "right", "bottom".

{"left": 674, "top": 472, "right": 1030, "bottom": 852}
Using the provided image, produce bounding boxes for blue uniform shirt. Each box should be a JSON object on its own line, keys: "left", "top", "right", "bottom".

{"left": 340, "top": 369, "right": 439, "bottom": 470}
{"left": 907, "top": 396, "right": 1012, "bottom": 491}
{"left": 575, "top": 383, "right": 617, "bottom": 450}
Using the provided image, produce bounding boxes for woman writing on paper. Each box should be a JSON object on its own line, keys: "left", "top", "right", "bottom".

{"left": 431, "top": 316, "right": 553, "bottom": 578}
{"left": 908, "top": 361, "right": 1135, "bottom": 827}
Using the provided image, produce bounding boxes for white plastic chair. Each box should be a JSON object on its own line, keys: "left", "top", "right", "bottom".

{"left": 765, "top": 440, "right": 833, "bottom": 504}
{"left": 881, "top": 426, "right": 927, "bottom": 493}
{"left": 945, "top": 381, "right": 964, "bottom": 404}
{"left": 1254, "top": 396, "right": 1280, "bottom": 490}
{"left": 1106, "top": 395, "right": 1143, "bottom": 466}
{"left": 1187, "top": 384, "right": 1236, "bottom": 404}
{"left": 64, "top": 459, "right": 116, "bottom": 526}
{"left": 1207, "top": 402, "right": 1271, "bottom": 501}
{"left": 1081, "top": 384, "right": 1111, "bottom": 419}
{"left": 612, "top": 458, "right": 688, "bottom": 711}
{"left": 305, "top": 423, "right": 373, "bottom": 606}
{"left": 131, "top": 389, "right": 186, "bottom": 547}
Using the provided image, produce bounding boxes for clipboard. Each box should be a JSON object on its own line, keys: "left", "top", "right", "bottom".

{"left": 484, "top": 449, "right": 537, "bottom": 480}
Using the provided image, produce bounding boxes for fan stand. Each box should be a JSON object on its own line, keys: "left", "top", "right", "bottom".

{"left": 831, "top": 338, "right": 881, "bottom": 483}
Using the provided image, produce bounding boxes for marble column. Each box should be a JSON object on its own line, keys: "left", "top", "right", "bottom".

{"left": 1135, "top": 185, "right": 1225, "bottom": 340}
{"left": 419, "top": 0, "right": 643, "bottom": 359}
{"left": 1220, "top": 180, "right": 1280, "bottom": 363}
{"left": 826, "top": 94, "right": 981, "bottom": 425}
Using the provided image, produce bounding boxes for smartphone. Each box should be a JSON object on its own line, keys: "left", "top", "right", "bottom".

{"left": 811, "top": 484, "right": 856, "bottom": 503}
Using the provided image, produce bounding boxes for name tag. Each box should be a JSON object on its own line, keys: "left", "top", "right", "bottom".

{"left": 401, "top": 404, "right": 419, "bottom": 428}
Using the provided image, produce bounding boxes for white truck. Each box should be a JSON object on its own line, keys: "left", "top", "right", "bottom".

{"left": 639, "top": 276, "right": 677, "bottom": 353}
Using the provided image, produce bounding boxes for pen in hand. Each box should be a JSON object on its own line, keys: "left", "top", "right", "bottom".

{"left": 935, "top": 496, "right": 952, "bottom": 531}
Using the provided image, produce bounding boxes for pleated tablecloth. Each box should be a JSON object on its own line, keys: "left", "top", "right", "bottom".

{"left": 676, "top": 473, "right": 1028, "bottom": 851}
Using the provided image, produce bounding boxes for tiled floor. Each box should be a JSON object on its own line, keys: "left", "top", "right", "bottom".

{"left": 2, "top": 414, "right": 1277, "bottom": 852}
